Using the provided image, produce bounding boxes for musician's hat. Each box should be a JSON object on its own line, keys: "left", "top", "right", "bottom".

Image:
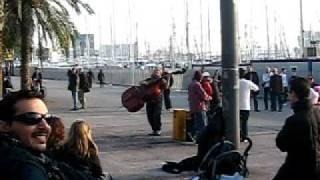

{"left": 202, "top": 72, "right": 210, "bottom": 77}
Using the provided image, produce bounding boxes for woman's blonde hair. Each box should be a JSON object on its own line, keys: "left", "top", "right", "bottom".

{"left": 65, "top": 120, "right": 99, "bottom": 159}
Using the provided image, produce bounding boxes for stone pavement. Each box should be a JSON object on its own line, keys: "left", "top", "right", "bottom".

{"left": 11, "top": 77, "right": 289, "bottom": 180}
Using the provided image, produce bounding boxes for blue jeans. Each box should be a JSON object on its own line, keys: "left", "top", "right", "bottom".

{"left": 191, "top": 111, "right": 208, "bottom": 138}
{"left": 71, "top": 91, "right": 77, "bottom": 108}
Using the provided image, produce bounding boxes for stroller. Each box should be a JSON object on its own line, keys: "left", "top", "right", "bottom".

{"left": 193, "top": 137, "right": 253, "bottom": 180}
{"left": 162, "top": 107, "right": 252, "bottom": 179}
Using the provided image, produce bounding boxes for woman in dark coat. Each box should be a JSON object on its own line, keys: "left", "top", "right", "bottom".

{"left": 274, "top": 77, "right": 320, "bottom": 180}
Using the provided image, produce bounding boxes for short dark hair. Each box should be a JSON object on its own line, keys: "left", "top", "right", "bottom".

{"left": 239, "top": 68, "right": 246, "bottom": 79}
{"left": 0, "top": 90, "right": 45, "bottom": 122}
{"left": 193, "top": 71, "right": 202, "bottom": 81}
{"left": 290, "top": 77, "right": 310, "bottom": 100}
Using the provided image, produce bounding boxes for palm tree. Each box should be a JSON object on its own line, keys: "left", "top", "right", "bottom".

{"left": 5, "top": 0, "right": 94, "bottom": 90}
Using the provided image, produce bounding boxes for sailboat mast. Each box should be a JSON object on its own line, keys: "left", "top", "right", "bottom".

{"left": 109, "top": 16, "right": 114, "bottom": 61}
{"left": 135, "top": 22, "right": 139, "bottom": 62}
{"left": 265, "top": 0, "right": 270, "bottom": 59}
{"left": 185, "top": 0, "right": 191, "bottom": 67}
{"left": 200, "top": 0, "right": 204, "bottom": 61}
{"left": 98, "top": 14, "right": 102, "bottom": 57}
{"left": 299, "top": 0, "right": 305, "bottom": 58}
{"left": 170, "top": 17, "right": 176, "bottom": 68}
{"left": 127, "top": 0, "right": 132, "bottom": 62}
{"left": 207, "top": 0, "right": 211, "bottom": 59}
{"left": 112, "top": 0, "right": 116, "bottom": 61}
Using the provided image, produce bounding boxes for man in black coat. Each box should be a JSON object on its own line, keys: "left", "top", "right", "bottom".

{"left": 145, "top": 68, "right": 167, "bottom": 136}
{"left": 270, "top": 68, "right": 283, "bottom": 112}
{"left": 32, "top": 67, "right": 43, "bottom": 90}
{"left": 245, "top": 65, "right": 260, "bottom": 112}
{"left": 0, "top": 90, "right": 104, "bottom": 180}
{"left": 87, "top": 69, "right": 95, "bottom": 88}
{"left": 0, "top": 90, "right": 60, "bottom": 179}
{"left": 274, "top": 77, "right": 320, "bottom": 180}
{"left": 162, "top": 68, "right": 174, "bottom": 110}
{"left": 78, "top": 68, "right": 90, "bottom": 109}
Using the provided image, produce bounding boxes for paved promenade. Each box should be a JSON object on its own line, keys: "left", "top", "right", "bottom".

{"left": 11, "top": 77, "right": 289, "bottom": 180}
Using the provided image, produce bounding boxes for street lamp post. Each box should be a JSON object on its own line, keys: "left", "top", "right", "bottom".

{"left": 220, "top": 0, "right": 240, "bottom": 148}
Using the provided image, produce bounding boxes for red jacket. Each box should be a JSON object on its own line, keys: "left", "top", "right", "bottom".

{"left": 202, "top": 80, "right": 213, "bottom": 97}
{"left": 188, "top": 80, "right": 212, "bottom": 113}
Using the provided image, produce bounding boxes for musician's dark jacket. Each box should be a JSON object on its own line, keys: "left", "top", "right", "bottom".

{"left": 145, "top": 74, "right": 167, "bottom": 103}
{"left": 162, "top": 71, "right": 174, "bottom": 88}
{"left": 274, "top": 99, "right": 319, "bottom": 180}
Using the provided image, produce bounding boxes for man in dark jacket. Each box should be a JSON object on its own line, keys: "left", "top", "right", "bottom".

{"left": 68, "top": 68, "right": 79, "bottom": 110}
{"left": 32, "top": 67, "right": 43, "bottom": 91}
{"left": 0, "top": 90, "right": 59, "bottom": 179}
{"left": 270, "top": 68, "right": 283, "bottom": 112}
{"left": 97, "top": 69, "right": 105, "bottom": 88}
{"left": 87, "top": 69, "right": 95, "bottom": 88}
{"left": 244, "top": 65, "right": 260, "bottom": 112}
{"left": 145, "top": 68, "right": 167, "bottom": 136}
{"left": 162, "top": 68, "right": 174, "bottom": 110}
{"left": 274, "top": 77, "right": 320, "bottom": 180}
{"left": 0, "top": 90, "right": 107, "bottom": 180}
{"left": 78, "top": 68, "right": 90, "bottom": 109}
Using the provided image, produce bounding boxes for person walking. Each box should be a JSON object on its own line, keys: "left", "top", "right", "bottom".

{"left": 68, "top": 68, "right": 79, "bottom": 110}
{"left": 32, "top": 67, "right": 43, "bottom": 91}
{"left": 78, "top": 68, "right": 90, "bottom": 109}
{"left": 245, "top": 65, "right": 260, "bottom": 112}
{"left": 239, "top": 68, "right": 259, "bottom": 139}
{"left": 97, "top": 69, "right": 105, "bottom": 88}
{"left": 274, "top": 77, "right": 320, "bottom": 180}
{"left": 87, "top": 69, "right": 95, "bottom": 89}
{"left": 188, "top": 71, "right": 212, "bottom": 140}
{"left": 270, "top": 68, "right": 283, "bottom": 112}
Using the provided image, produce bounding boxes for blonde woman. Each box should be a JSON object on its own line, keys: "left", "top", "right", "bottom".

{"left": 57, "top": 120, "right": 105, "bottom": 179}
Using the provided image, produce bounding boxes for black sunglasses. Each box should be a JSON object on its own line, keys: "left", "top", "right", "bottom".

{"left": 11, "top": 112, "right": 54, "bottom": 125}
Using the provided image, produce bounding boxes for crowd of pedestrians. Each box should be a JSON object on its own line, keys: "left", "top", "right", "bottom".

{"left": 67, "top": 68, "right": 106, "bottom": 110}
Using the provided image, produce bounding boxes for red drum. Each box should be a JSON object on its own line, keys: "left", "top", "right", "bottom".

{"left": 121, "top": 86, "right": 145, "bottom": 112}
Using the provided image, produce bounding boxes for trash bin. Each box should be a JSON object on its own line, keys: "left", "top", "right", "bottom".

{"left": 173, "top": 109, "right": 192, "bottom": 141}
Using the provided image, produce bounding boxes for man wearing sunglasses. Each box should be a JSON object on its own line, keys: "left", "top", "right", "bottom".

{"left": 0, "top": 90, "right": 57, "bottom": 179}
{"left": 0, "top": 90, "right": 107, "bottom": 180}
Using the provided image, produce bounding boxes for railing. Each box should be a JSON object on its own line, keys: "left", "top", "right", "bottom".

{"left": 14, "top": 68, "right": 196, "bottom": 90}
